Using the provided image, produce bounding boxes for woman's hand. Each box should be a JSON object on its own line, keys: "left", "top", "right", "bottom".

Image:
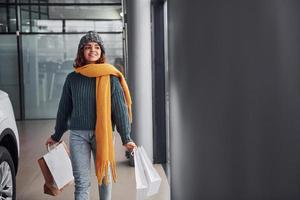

{"left": 124, "top": 141, "right": 137, "bottom": 152}
{"left": 45, "top": 137, "right": 58, "bottom": 147}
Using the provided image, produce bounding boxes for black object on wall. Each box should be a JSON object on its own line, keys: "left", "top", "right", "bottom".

{"left": 151, "top": 0, "right": 167, "bottom": 164}
{"left": 168, "top": 1, "right": 300, "bottom": 199}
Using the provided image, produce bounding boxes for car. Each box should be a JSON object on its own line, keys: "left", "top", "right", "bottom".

{"left": 0, "top": 90, "right": 20, "bottom": 200}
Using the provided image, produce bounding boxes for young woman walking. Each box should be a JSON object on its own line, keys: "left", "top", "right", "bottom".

{"left": 45, "top": 31, "right": 136, "bottom": 200}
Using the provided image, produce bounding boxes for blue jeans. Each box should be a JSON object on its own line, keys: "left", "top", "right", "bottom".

{"left": 69, "top": 130, "right": 112, "bottom": 200}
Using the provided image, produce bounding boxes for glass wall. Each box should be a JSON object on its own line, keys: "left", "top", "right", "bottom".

{"left": 0, "top": 35, "right": 20, "bottom": 119}
{"left": 22, "top": 33, "right": 123, "bottom": 119}
{"left": 65, "top": 20, "right": 122, "bottom": 32}
{"left": 0, "top": 5, "right": 16, "bottom": 32}
{"left": 18, "top": 4, "right": 122, "bottom": 33}
{"left": 0, "top": 1, "right": 125, "bottom": 119}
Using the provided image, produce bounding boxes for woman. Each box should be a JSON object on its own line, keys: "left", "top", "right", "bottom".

{"left": 45, "top": 31, "right": 136, "bottom": 200}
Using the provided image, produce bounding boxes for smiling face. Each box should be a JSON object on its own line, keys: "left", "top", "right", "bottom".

{"left": 83, "top": 42, "right": 101, "bottom": 64}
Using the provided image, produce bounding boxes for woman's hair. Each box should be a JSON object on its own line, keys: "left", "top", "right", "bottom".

{"left": 73, "top": 45, "right": 107, "bottom": 68}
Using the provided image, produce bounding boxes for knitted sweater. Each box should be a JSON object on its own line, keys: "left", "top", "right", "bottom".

{"left": 51, "top": 72, "right": 132, "bottom": 145}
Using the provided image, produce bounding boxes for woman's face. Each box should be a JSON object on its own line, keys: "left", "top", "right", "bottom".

{"left": 83, "top": 42, "right": 101, "bottom": 64}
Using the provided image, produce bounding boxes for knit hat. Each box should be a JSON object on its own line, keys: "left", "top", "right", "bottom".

{"left": 78, "top": 31, "right": 105, "bottom": 53}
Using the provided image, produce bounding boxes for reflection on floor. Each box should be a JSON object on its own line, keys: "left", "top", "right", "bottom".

{"left": 16, "top": 120, "right": 170, "bottom": 200}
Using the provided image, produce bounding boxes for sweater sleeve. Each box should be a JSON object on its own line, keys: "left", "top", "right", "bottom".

{"left": 111, "top": 76, "right": 133, "bottom": 145}
{"left": 51, "top": 75, "right": 73, "bottom": 142}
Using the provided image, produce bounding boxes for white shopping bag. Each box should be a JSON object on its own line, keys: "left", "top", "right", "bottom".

{"left": 139, "top": 146, "right": 161, "bottom": 197}
{"left": 134, "top": 147, "right": 148, "bottom": 200}
{"left": 43, "top": 142, "right": 74, "bottom": 190}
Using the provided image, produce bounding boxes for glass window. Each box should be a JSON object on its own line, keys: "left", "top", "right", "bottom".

{"left": 0, "top": 7, "right": 8, "bottom": 32}
{"left": 40, "top": 6, "right": 48, "bottom": 15}
{"left": 35, "top": 20, "right": 62, "bottom": 32}
{"left": 31, "top": 11, "right": 39, "bottom": 32}
{"left": 31, "top": 12, "right": 39, "bottom": 20}
{"left": 0, "top": 0, "right": 15, "bottom": 3}
{"left": 18, "top": 0, "right": 121, "bottom": 2}
{"left": 21, "top": 6, "right": 30, "bottom": 32}
{"left": 31, "top": 5, "right": 39, "bottom": 13}
{"left": 95, "top": 20, "right": 123, "bottom": 32}
{"left": 0, "top": 35, "right": 20, "bottom": 119}
{"left": 1, "top": 2, "right": 125, "bottom": 119}
{"left": 39, "top": 6, "right": 49, "bottom": 20}
{"left": 20, "top": 5, "right": 122, "bottom": 33}
{"left": 9, "top": 7, "right": 16, "bottom": 32}
{"left": 48, "top": 6, "right": 122, "bottom": 20}
{"left": 22, "top": 33, "right": 123, "bottom": 119}
{"left": 0, "top": 6, "right": 16, "bottom": 33}
{"left": 101, "top": 34, "right": 123, "bottom": 65}
{"left": 65, "top": 20, "right": 122, "bottom": 32}
{"left": 65, "top": 20, "right": 94, "bottom": 32}
{"left": 21, "top": 5, "right": 62, "bottom": 33}
{"left": 49, "top": 0, "right": 121, "bottom": 3}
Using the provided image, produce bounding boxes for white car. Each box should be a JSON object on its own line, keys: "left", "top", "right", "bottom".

{"left": 0, "top": 90, "right": 20, "bottom": 200}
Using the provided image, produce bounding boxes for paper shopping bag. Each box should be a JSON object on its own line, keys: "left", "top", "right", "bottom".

{"left": 134, "top": 147, "right": 148, "bottom": 200}
{"left": 139, "top": 146, "right": 161, "bottom": 197}
{"left": 38, "top": 157, "right": 61, "bottom": 196}
{"left": 38, "top": 141, "right": 74, "bottom": 196}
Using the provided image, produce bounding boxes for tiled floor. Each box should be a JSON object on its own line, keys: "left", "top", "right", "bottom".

{"left": 15, "top": 120, "right": 170, "bottom": 200}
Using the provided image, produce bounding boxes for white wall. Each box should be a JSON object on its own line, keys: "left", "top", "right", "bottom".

{"left": 127, "top": 0, "right": 153, "bottom": 160}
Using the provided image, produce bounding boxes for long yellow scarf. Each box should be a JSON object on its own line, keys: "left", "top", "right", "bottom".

{"left": 74, "top": 63, "right": 132, "bottom": 185}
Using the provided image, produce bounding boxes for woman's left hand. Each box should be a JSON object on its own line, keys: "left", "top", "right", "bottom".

{"left": 124, "top": 141, "right": 137, "bottom": 152}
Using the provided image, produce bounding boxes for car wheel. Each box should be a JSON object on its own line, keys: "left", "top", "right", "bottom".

{"left": 0, "top": 146, "right": 16, "bottom": 200}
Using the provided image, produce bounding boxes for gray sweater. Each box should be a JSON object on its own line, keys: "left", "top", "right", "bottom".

{"left": 51, "top": 72, "right": 132, "bottom": 145}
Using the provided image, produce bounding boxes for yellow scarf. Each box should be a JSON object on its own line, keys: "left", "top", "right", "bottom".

{"left": 74, "top": 63, "right": 132, "bottom": 185}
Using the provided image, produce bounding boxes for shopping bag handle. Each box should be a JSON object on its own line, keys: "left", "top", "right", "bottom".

{"left": 47, "top": 142, "right": 59, "bottom": 152}
{"left": 131, "top": 147, "right": 138, "bottom": 156}
{"left": 47, "top": 144, "right": 52, "bottom": 152}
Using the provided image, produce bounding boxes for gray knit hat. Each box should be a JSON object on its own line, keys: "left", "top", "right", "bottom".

{"left": 78, "top": 31, "right": 105, "bottom": 53}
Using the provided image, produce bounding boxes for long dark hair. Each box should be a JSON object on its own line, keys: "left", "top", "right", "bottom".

{"left": 73, "top": 45, "right": 107, "bottom": 68}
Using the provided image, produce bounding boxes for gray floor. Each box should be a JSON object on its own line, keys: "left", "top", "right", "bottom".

{"left": 15, "top": 120, "right": 170, "bottom": 200}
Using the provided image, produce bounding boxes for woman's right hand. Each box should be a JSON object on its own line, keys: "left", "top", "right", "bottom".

{"left": 45, "top": 136, "right": 57, "bottom": 147}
